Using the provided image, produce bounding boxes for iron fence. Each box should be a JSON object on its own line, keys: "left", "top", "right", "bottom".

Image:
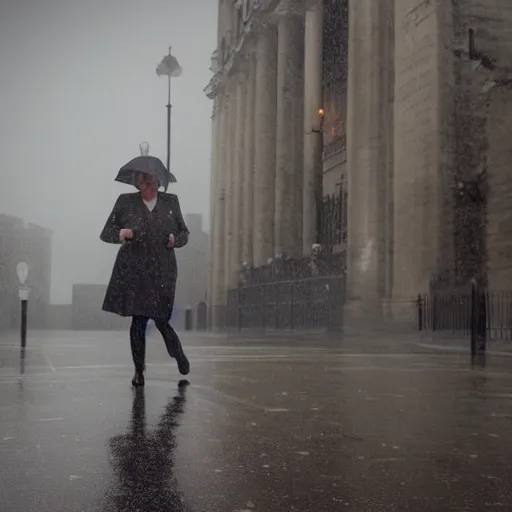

{"left": 227, "top": 252, "right": 345, "bottom": 331}
{"left": 319, "top": 185, "right": 347, "bottom": 248}
{"left": 417, "top": 285, "right": 512, "bottom": 352}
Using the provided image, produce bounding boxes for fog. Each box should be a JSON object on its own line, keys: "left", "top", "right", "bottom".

{"left": 0, "top": 0, "right": 216, "bottom": 304}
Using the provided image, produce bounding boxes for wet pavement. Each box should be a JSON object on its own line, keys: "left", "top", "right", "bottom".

{"left": 1, "top": 330, "right": 512, "bottom": 511}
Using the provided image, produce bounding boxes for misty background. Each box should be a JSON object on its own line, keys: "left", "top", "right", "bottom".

{"left": 0, "top": 0, "right": 216, "bottom": 304}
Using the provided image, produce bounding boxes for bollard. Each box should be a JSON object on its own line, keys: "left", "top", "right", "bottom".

{"left": 417, "top": 294, "right": 423, "bottom": 331}
{"left": 470, "top": 282, "right": 477, "bottom": 356}
{"left": 477, "top": 289, "right": 487, "bottom": 352}
{"left": 471, "top": 282, "right": 487, "bottom": 355}
{"left": 16, "top": 262, "right": 29, "bottom": 348}
{"left": 432, "top": 295, "right": 437, "bottom": 332}
{"left": 21, "top": 299, "right": 27, "bottom": 347}
{"left": 19, "top": 287, "right": 29, "bottom": 348}
{"left": 184, "top": 307, "right": 193, "bottom": 331}
{"left": 238, "top": 285, "right": 243, "bottom": 331}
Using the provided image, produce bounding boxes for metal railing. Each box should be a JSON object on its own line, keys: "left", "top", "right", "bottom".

{"left": 417, "top": 284, "right": 512, "bottom": 353}
{"left": 320, "top": 189, "right": 347, "bottom": 247}
{"left": 227, "top": 252, "right": 346, "bottom": 331}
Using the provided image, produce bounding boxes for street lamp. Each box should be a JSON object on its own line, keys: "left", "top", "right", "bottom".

{"left": 16, "top": 261, "right": 29, "bottom": 348}
{"left": 156, "top": 46, "right": 183, "bottom": 174}
{"left": 312, "top": 107, "right": 325, "bottom": 246}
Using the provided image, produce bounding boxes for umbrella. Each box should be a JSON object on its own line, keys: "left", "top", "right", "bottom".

{"left": 115, "top": 142, "right": 177, "bottom": 191}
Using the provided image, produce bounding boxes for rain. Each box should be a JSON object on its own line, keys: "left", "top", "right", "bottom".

{"left": 1, "top": 0, "right": 512, "bottom": 510}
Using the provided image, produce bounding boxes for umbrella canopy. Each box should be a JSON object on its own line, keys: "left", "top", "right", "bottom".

{"left": 115, "top": 143, "right": 177, "bottom": 191}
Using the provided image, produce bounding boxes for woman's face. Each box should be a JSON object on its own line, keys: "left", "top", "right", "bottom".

{"left": 136, "top": 173, "right": 159, "bottom": 194}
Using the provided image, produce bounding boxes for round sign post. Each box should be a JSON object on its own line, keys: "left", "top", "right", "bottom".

{"left": 16, "top": 262, "right": 29, "bottom": 348}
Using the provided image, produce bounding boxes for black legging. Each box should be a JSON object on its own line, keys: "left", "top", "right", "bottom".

{"left": 130, "top": 316, "right": 185, "bottom": 371}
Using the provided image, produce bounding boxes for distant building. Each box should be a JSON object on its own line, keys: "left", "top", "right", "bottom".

{"left": 0, "top": 210, "right": 207, "bottom": 331}
{"left": 72, "top": 284, "right": 129, "bottom": 330}
{"left": 175, "top": 213, "right": 209, "bottom": 314}
{"left": 46, "top": 304, "right": 73, "bottom": 330}
{"left": 0, "top": 214, "right": 52, "bottom": 329}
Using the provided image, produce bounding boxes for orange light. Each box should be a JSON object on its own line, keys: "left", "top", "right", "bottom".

{"left": 318, "top": 108, "right": 325, "bottom": 118}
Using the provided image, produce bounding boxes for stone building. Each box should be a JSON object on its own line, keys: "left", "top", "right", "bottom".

{"left": 206, "top": 0, "right": 512, "bottom": 329}
{"left": 0, "top": 214, "right": 52, "bottom": 329}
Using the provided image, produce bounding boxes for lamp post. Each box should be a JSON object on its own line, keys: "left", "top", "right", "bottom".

{"left": 16, "top": 261, "right": 29, "bottom": 348}
{"left": 312, "top": 107, "right": 325, "bottom": 245}
{"left": 156, "top": 47, "right": 183, "bottom": 173}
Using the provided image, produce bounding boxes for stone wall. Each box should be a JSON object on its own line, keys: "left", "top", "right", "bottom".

{"left": 391, "top": 0, "right": 512, "bottom": 317}
{"left": 487, "top": 87, "right": 512, "bottom": 289}
{"left": 392, "top": 0, "right": 443, "bottom": 304}
{"left": 477, "top": 1, "right": 512, "bottom": 289}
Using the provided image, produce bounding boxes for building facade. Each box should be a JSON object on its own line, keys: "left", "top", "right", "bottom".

{"left": 206, "top": 0, "right": 512, "bottom": 329}
{"left": 206, "top": 0, "right": 337, "bottom": 328}
{"left": 0, "top": 214, "right": 52, "bottom": 329}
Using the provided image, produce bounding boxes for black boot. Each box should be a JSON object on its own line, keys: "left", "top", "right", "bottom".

{"left": 131, "top": 369, "right": 145, "bottom": 387}
{"left": 156, "top": 320, "right": 189, "bottom": 374}
{"left": 177, "top": 353, "right": 190, "bottom": 376}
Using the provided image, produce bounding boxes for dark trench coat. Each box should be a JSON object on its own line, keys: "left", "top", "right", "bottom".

{"left": 100, "top": 192, "right": 189, "bottom": 320}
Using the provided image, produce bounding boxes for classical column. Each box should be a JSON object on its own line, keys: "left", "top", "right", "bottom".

{"left": 242, "top": 53, "right": 256, "bottom": 267}
{"left": 275, "top": 13, "right": 304, "bottom": 258}
{"left": 392, "top": 0, "right": 445, "bottom": 315}
{"left": 223, "top": 82, "right": 236, "bottom": 292}
{"left": 345, "top": 0, "right": 394, "bottom": 322}
{"left": 253, "top": 24, "right": 278, "bottom": 267}
{"left": 211, "top": 93, "right": 228, "bottom": 328}
{"left": 229, "top": 74, "right": 247, "bottom": 286}
{"left": 302, "top": 1, "right": 324, "bottom": 256}
{"left": 207, "top": 98, "right": 220, "bottom": 325}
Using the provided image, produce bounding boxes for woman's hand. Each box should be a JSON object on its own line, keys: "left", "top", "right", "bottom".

{"left": 119, "top": 228, "right": 134, "bottom": 242}
{"left": 167, "top": 234, "right": 175, "bottom": 249}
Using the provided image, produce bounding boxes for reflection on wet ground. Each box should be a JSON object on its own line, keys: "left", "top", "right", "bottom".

{"left": 0, "top": 330, "right": 512, "bottom": 511}
{"left": 103, "top": 382, "right": 190, "bottom": 511}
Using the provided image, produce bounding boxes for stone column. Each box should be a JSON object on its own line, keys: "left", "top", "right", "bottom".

{"left": 207, "top": 98, "right": 220, "bottom": 325}
{"left": 223, "top": 82, "right": 236, "bottom": 292}
{"left": 302, "top": 1, "right": 324, "bottom": 256}
{"left": 229, "top": 74, "right": 247, "bottom": 285}
{"left": 275, "top": 13, "right": 304, "bottom": 258}
{"left": 344, "top": 0, "right": 394, "bottom": 323}
{"left": 211, "top": 93, "right": 228, "bottom": 328}
{"left": 253, "top": 24, "right": 278, "bottom": 267}
{"left": 242, "top": 53, "right": 256, "bottom": 267}
{"left": 392, "top": 0, "right": 443, "bottom": 312}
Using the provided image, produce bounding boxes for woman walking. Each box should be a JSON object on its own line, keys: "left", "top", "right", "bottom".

{"left": 100, "top": 155, "right": 190, "bottom": 387}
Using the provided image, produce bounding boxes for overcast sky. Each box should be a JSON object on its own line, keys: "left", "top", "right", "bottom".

{"left": 0, "top": 0, "right": 216, "bottom": 304}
